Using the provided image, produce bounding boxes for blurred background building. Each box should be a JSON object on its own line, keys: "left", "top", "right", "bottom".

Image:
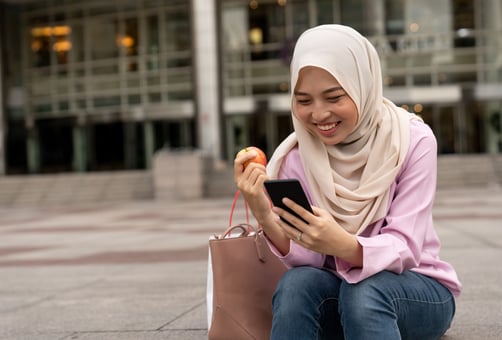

{"left": 0, "top": 0, "right": 501, "bottom": 178}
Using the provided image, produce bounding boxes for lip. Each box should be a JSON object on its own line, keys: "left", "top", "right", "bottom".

{"left": 315, "top": 121, "right": 340, "bottom": 136}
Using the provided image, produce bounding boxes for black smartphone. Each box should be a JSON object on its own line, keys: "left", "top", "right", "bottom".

{"left": 264, "top": 179, "right": 313, "bottom": 227}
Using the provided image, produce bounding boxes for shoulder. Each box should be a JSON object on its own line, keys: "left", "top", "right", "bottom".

{"left": 278, "top": 145, "right": 302, "bottom": 177}
{"left": 408, "top": 119, "right": 437, "bottom": 158}
{"left": 396, "top": 120, "right": 437, "bottom": 181}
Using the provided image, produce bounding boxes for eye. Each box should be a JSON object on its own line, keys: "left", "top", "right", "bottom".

{"left": 295, "top": 98, "right": 311, "bottom": 105}
{"left": 327, "top": 95, "right": 344, "bottom": 102}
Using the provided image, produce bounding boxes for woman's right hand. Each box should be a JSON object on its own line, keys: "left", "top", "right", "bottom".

{"left": 233, "top": 150, "right": 271, "bottom": 222}
{"left": 234, "top": 151, "right": 291, "bottom": 255}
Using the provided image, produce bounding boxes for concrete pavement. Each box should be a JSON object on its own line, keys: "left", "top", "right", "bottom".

{"left": 0, "top": 186, "right": 501, "bottom": 339}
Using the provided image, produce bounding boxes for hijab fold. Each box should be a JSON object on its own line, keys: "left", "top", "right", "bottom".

{"left": 267, "top": 25, "right": 421, "bottom": 235}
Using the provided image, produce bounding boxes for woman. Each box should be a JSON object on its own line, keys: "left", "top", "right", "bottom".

{"left": 234, "top": 25, "right": 461, "bottom": 339}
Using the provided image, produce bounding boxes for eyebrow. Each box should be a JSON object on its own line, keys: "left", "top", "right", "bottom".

{"left": 294, "top": 86, "right": 344, "bottom": 96}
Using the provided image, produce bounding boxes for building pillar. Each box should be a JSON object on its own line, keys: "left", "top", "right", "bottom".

{"left": 192, "top": 0, "right": 221, "bottom": 160}
{"left": 72, "top": 122, "right": 87, "bottom": 172}
{"left": 26, "top": 119, "right": 40, "bottom": 173}
{"left": 482, "top": 0, "right": 502, "bottom": 83}
{"left": 365, "top": 0, "right": 385, "bottom": 35}
{"left": 0, "top": 28, "right": 4, "bottom": 175}
{"left": 124, "top": 121, "right": 137, "bottom": 169}
{"left": 481, "top": 0, "right": 502, "bottom": 153}
{"left": 144, "top": 120, "right": 154, "bottom": 169}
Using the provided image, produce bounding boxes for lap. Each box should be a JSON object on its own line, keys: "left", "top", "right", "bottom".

{"left": 278, "top": 267, "right": 453, "bottom": 305}
{"left": 273, "top": 267, "right": 455, "bottom": 340}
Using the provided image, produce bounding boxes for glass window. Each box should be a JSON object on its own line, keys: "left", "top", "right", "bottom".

{"left": 144, "top": 0, "right": 162, "bottom": 8}
{"left": 89, "top": 4, "right": 116, "bottom": 16}
{"left": 71, "top": 23, "right": 84, "bottom": 62}
{"left": 92, "top": 64, "right": 119, "bottom": 75}
{"left": 453, "top": 0, "right": 475, "bottom": 47}
{"left": 128, "top": 94, "right": 141, "bottom": 104}
{"left": 124, "top": 18, "right": 138, "bottom": 57}
{"left": 438, "top": 107, "right": 456, "bottom": 154}
{"left": 248, "top": 2, "right": 287, "bottom": 60}
{"left": 290, "top": 0, "right": 309, "bottom": 38}
{"left": 122, "top": 17, "right": 139, "bottom": 72}
{"left": 34, "top": 102, "right": 52, "bottom": 113}
{"left": 385, "top": 0, "right": 405, "bottom": 35}
{"left": 146, "top": 15, "right": 160, "bottom": 70}
{"left": 153, "top": 119, "right": 195, "bottom": 150}
{"left": 30, "top": 32, "right": 51, "bottom": 68}
{"left": 53, "top": 26, "right": 71, "bottom": 66}
{"left": 71, "top": 8, "right": 83, "bottom": 18}
{"left": 317, "top": 0, "right": 336, "bottom": 25}
{"left": 93, "top": 96, "right": 120, "bottom": 108}
{"left": 29, "top": 15, "right": 51, "bottom": 68}
{"left": 341, "top": 0, "right": 365, "bottom": 34}
{"left": 77, "top": 99, "right": 86, "bottom": 109}
{"left": 120, "top": 0, "right": 138, "bottom": 11}
{"left": 149, "top": 93, "right": 162, "bottom": 103}
{"left": 88, "top": 17, "right": 119, "bottom": 60}
{"left": 26, "top": 1, "right": 49, "bottom": 11}
{"left": 54, "top": 11, "right": 66, "bottom": 22}
{"left": 165, "top": 9, "right": 191, "bottom": 52}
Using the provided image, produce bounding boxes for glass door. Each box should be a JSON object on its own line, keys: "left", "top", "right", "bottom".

{"left": 420, "top": 103, "right": 485, "bottom": 154}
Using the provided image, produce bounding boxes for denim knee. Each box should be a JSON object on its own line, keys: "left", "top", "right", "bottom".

{"left": 273, "top": 266, "right": 326, "bottom": 312}
{"left": 337, "top": 271, "right": 456, "bottom": 340}
{"left": 338, "top": 272, "right": 394, "bottom": 321}
{"left": 271, "top": 267, "right": 343, "bottom": 340}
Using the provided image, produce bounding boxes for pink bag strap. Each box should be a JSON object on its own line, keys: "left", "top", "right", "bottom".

{"left": 228, "top": 190, "right": 250, "bottom": 228}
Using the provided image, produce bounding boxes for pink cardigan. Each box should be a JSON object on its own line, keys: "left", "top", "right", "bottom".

{"left": 267, "top": 120, "right": 462, "bottom": 298}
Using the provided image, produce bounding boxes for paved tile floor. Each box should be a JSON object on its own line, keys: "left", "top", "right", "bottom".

{"left": 0, "top": 187, "right": 501, "bottom": 339}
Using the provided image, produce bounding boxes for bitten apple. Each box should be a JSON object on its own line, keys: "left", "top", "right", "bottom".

{"left": 236, "top": 146, "right": 267, "bottom": 170}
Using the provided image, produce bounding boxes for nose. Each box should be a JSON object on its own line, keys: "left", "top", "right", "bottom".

{"left": 312, "top": 105, "right": 331, "bottom": 122}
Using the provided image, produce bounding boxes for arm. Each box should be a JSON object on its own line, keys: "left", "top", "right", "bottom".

{"left": 265, "top": 148, "right": 326, "bottom": 268}
{"left": 336, "top": 123, "right": 438, "bottom": 282}
{"left": 233, "top": 149, "right": 291, "bottom": 255}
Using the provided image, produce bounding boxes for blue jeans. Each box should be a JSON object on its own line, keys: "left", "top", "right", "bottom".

{"left": 271, "top": 267, "right": 455, "bottom": 340}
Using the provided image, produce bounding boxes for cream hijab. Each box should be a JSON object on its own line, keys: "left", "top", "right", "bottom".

{"left": 267, "top": 25, "right": 420, "bottom": 235}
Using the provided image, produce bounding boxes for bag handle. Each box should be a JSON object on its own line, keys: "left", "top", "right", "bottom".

{"left": 220, "top": 223, "right": 255, "bottom": 239}
{"left": 228, "top": 190, "right": 250, "bottom": 228}
{"left": 219, "top": 191, "right": 270, "bottom": 263}
{"left": 218, "top": 223, "right": 269, "bottom": 263}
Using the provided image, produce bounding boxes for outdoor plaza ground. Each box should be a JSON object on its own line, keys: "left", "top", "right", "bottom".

{"left": 0, "top": 186, "right": 501, "bottom": 339}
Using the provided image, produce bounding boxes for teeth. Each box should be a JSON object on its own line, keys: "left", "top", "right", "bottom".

{"left": 318, "top": 122, "right": 338, "bottom": 131}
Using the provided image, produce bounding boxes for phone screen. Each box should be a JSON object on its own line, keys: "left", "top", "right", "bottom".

{"left": 264, "top": 179, "right": 313, "bottom": 227}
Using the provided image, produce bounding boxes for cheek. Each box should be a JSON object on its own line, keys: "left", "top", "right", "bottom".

{"left": 293, "top": 106, "right": 310, "bottom": 122}
{"left": 349, "top": 111, "right": 358, "bottom": 126}
{"left": 340, "top": 103, "right": 358, "bottom": 126}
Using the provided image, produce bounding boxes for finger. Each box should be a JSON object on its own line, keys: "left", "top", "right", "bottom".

{"left": 247, "top": 165, "right": 267, "bottom": 183}
{"left": 234, "top": 150, "right": 257, "bottom": 167}
{"left": 233, "top": 151, "right": 258, "bottom": 177}
{"left": 272, "top": 206, "right": 304, "bottom": 235}
{"left": 282, "top": 197, "right": 313, "bottom": 223}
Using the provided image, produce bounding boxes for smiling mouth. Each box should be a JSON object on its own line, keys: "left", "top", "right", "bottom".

{"left": 317, "top": 121, "right": 341, "bottom": 131}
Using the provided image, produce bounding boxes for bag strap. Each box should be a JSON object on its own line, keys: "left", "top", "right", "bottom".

{"left": 220, "top": 191, "right": 270, "bottom": 262}
{"left": 228, "top": 190, "right": 250, "bottom": 229}
{"left": 221, "top": 223, "right": 255, "bottom": 239}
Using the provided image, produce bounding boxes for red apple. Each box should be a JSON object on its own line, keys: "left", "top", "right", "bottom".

{"left": 236, "top": 146, "right": 267, "bottom": 170}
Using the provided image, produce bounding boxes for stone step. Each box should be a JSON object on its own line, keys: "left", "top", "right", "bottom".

{"left": 0, "top": 171, "right": 153, "bottom": 207}
{"left": 437, "top": 154, "right": 501, "bottom": 189}
{"left": 0, "top": 154, "right": 500, "bottom": 207}
{"left": 206, "top": 154, "right": 502, "bottom": 194}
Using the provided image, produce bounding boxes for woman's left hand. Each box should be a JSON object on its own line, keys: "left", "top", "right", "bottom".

{"left": 272, "top": 198, "right": 363, "bottom": 266}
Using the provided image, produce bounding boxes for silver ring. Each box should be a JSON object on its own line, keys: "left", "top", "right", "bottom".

{"left": 296, "top": 231, "right": 303, "bottom": 241}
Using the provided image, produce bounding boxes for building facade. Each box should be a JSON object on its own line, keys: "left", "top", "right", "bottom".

{"left": 0, "top": 0, "right": 501, "bottom": 175}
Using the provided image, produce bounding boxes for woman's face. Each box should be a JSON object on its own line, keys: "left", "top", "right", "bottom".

{"left": 293, "top": 66, "right": 358, "bottom": 145}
